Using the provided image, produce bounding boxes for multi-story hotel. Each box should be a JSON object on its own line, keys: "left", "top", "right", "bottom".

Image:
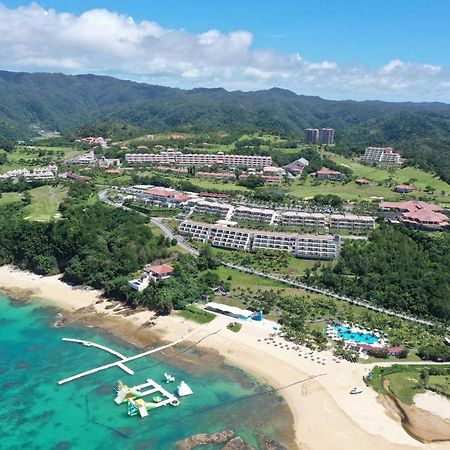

{"left": 305, "top": 128, "right": 320, "bottom": 144}
{"left": 179, "top": 220, "right": 341, "bottom": 260}
{"left": 297, "top": 234, "right": 340, "bottom": 259}
{"left": 280, "top": 211, "right": 327, "bottom": 228}
{"left": 361, "top": 147, "right": 401, "bottom": 164}
{"left": 233, "top": 206, "right": 277, "bottom": 224}
{"left": 280, "top": 211, "right": 375, "bottom": 231}
{"left": 179, "top": 221, "right": 251, "bottom": 250}
{"left": 0, "top": 165, "right": 58, "bottom": 182}
{"left": 193, "top": 200, "right": 234, "bottom": 219}
{"left": 125, "top": 150, "right": 272, "bottom": 168}
{"left": 320, "top": 128, "right": 335, "bottom": 145}
{"left": 329, "top": 214, "right": 375, "bottom": 231}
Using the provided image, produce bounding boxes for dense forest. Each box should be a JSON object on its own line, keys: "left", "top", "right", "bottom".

{"left": 307, "top": 224, "right": 450, "bottom": 322}
{"left": 0, "top": 184, "right": 218, "bottom": 314}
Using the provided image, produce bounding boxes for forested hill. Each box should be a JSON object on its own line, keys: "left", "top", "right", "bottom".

{"left": 1, "top": 69, "right": 450, "bottom": 140}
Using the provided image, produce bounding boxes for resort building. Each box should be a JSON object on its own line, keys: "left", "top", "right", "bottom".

{"left": 128, "top": 264, "right": 174, "bottom": 291}
{"left": 75, "top": 136, "right": 108, "bottom": 148}
{"left": 68, "top": 150, "right": 96, "bottom": 165}
{"left": 280, "top": 211, "right": 327, "bottom": 228}
{"left": 319, "top": 128, "right": 335, "bottom": 145}
{"left": 144, "top": 264, "right": 174, "bottom": 281}
{"left": 193, "top": 200, "right": 235, "bottom": 219}
{"left": 0, "top": 165, "right": 58, "bottom": 182}
{"left": 233, "top": 206, "right": 277, "bottom": 224}
{"left": 305, "top": 128, "right": 320, "bottom": 144}
{"left": 394, "top": 185, "right": 415, "bottom": 193}
{"left": 136, "top": 187, "right": 193, "bottom": 207}
{"left": 379, "top": 200, "right": 448, "bottom": 231}
{"left": 179, "top": 220, "right": 341, "bottom": 260}
{"left": 361, "top": 147, "right": 401, "bottom": 165}
{"left": 296, "top": 234, "right": 340, "bottom": 259}
{"left": 252, "top": 230, "right": 298, "bottom": 253}
{"left": 311, "top": 168, "right": 344, "bottom": 181}
{"left": 125, "top": 150, "right": 272, "bottom": 168}
{"left": 284, "top": 158, "right": 309, "bottom": 177}
{"left": 355, "top": 178, "right": 370, "bottom": 185}
{"left": 329, "top": 214, "right": 375, "bottom": 231}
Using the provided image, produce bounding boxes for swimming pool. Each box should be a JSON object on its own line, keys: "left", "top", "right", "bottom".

{"left": 333, "top": 325, "right": 379, "bottom": 344}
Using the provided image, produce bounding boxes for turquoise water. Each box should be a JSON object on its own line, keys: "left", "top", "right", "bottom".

{"left": 0, "top": 295, "right": 294, "bottom": 449}
{"left": 333, "top": 325, "right": 379, "bottom": 344}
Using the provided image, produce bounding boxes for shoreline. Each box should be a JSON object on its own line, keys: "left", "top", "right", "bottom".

{"left": 1, "top": 265, "right": 449, "bottom": 450}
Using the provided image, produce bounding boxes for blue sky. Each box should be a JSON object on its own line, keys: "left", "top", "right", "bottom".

{"left": 0, "top": 1, "right": 449, "bottom": 101}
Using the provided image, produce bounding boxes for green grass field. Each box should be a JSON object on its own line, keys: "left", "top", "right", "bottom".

{"left": 0, "top": 192, "right": 23, "bottom": 206}
{"left": 23, "top": 185, "right": 67, "bottom": 221}
{"left": 0, "top": 146, "right": 82, "bottom": 174}
{"left": 323, "top": 152, "right": 450, "bottom": 202}
{"left": 178, "top": 305, "right": 216, "bottom": 323}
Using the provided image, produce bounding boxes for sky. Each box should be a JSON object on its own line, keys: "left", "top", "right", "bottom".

{"left": 0, "top": 0, "right": 450, "bottom": 102}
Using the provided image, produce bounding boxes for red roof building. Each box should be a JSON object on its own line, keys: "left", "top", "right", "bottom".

{"left": 394, "top": 184, "right": 416, "bottom": 193}
{"left": 145, "top": 264, "right": 174, "bottom": 281}
{"left": 379, "top": 200, "right": 448, "bottom": 231}
{"left": 355, "top": 178, "right": 370, "bottom": 185}
{"left": 311, "top": 168, "right": 344, "bottom": 180}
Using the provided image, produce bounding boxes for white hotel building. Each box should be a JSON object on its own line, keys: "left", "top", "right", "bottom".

{"left": 280, "top": 211, "right": 375, "bottom": 231}
{"left": 233, "top": 206, "right": 277, "bottom": 224}
{"left": 125, "top": 150, "right": 272, "bottom": 168}
{"left": 179, "top": 220, "right": 340, "bottom": 260}
{"left": 329, "top": 214, "right": 375, "bottom": 231}
{"left": 361, "top": 147, "right": 401, "bottom": 164}
{"left": 280, "top": 211, "right": 327, "bottom": 228}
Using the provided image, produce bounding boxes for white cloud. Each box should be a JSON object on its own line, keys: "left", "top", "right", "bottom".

{"left": 0, "top": 3, "right": 448, "bottom": 101}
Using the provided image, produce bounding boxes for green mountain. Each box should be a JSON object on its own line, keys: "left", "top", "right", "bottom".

{"left": 1, "top": 70, "right": 450, "bottom": 138}
{"left": 1, "top": 70, "right": 449, "bottom": 181}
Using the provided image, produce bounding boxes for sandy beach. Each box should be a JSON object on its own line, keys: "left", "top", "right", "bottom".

{"left": 1, "top": 265, "right": 449, "bottom": 450}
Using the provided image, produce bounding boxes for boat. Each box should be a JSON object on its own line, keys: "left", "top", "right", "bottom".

{"left": 152, "top": 395, "right": 163, "bottom": 403}
{"left": 350, "top": 387, "right": 363, "bottom": 394}
{"left": 176, "top": 381, "right": 193, "bottom": 397}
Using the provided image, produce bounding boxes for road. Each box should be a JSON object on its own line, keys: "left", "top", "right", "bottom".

{"left": 98, "top": 188, "right": 441, "bottom": 328}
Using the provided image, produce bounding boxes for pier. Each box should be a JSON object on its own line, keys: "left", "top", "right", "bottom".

{"left": 57, "top": 327, "right": 204, "bottom": 385}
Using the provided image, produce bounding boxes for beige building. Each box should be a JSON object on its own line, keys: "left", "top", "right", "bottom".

{"left": 125, "top": 150, "right": 272, "bottom": 168}
{"left": 329, "top": 214, "right": 375, "bottom": 231}
{"left": 280, "top": 211, "right": 327, "bottom": 228}
{"left": 233, "top": 206, "right": 277, "bottom": 224}
{"left": 179, "top": 220, "right": 340, "bottom": 260}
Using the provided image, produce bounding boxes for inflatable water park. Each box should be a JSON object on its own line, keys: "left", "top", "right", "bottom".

{"left": 57, "top": 333, "right": 199, "bottom": 420}
{"left": 114, "top": 375, "right": 193, "bottom": 418}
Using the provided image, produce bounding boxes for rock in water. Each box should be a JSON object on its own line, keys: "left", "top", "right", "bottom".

{"left": 223, "top": 436, "right": 256, "bottom": 449}
{"left": 177, "top": 430, "right": 235, "bottom": 449}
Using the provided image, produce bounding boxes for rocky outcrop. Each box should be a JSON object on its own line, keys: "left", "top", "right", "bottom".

{"left": 177, "top": 430, "right": 235, "bottom": 449}
{"left": 223, "top": 436, "right": 256, "bottom": 449}
{"left": 260, "top": 437, "right": 288, "bottom": 450}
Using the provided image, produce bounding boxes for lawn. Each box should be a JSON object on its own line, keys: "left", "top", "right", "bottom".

{"left": 0, "top": 145, "right": 82, "bottom": 173}
{"left": 0, "top": 192, "right": 22, "bottom": 206}
{"left": 323, "top": 152, "right": 450, "bottom": 203}
{"left": 367, "top": 365, "right": 450, "bottom": 405}
{"left": 23, "top": 185, "right": 67, "bottom": 221}
{"left": 178, "top": 305, "right": 216, "bottom": 324}
{"left": 214, "top": 265, "right": 281, "bottom": 291}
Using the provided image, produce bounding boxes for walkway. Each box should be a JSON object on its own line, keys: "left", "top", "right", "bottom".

{"left": 58, "top": 326, "right": 204, "bottom": 385}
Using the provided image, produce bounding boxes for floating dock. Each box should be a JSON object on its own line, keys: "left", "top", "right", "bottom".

{"left": 57, "top": 327, "right": 204, "bottom": 385}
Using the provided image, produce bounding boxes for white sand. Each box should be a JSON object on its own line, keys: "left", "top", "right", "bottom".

{"left": 414, "top": 392, "right": 450, "bottom": 421}
{"left": 1, "top": 265, "right": 449, "bottom": 450}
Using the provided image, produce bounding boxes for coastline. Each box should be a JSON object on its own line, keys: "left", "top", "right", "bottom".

{"left": 1, "top": 265, "right": 449, "bottom": 450}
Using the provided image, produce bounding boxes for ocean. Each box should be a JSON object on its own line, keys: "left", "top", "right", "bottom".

{"left": 0, "top": 295, "right": 294, "bottom": 450}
